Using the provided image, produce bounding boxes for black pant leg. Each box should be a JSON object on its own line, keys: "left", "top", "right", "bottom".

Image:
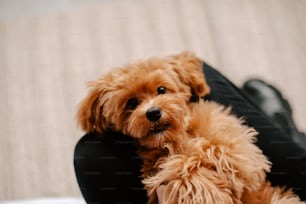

{"left": 74, "top": 132, "right": 147, "bottom": 204}
{"left": 203, "top": 63, "right": 306, "bottom": 200}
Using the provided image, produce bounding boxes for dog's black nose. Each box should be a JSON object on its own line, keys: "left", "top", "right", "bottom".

{"left": 146, "top": 107, "right": 162, "bottom": 121}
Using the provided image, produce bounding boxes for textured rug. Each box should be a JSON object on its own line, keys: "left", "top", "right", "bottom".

{"left": 0, "top": 0, "right": 305, "bottom": 200}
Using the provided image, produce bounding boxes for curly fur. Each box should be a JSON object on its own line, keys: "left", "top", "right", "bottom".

{"left": 77, "top": 52, "right": 304, "bottom": 204}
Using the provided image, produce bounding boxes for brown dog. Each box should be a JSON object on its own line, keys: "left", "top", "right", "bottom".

{"left": 77, "top": 52, "right": 304, "bottom": 203}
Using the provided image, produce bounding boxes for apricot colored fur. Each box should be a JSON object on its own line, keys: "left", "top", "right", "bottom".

{"left": 77, "top": 52, "right": 304, "bottom": 204}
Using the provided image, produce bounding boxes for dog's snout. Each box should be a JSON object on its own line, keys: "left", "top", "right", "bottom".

{"left": 146, "top": 107, "right": 162, "bottom": 121}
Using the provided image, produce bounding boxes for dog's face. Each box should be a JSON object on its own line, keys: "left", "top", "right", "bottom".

{"left": 77, "top": 52, "right": 210, "bottom": 148}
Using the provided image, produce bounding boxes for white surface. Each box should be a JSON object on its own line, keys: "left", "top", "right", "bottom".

{"left": 0, "top": 0, "right": 118, "bottom": 19}
{"left": 0, "top": 197, "right": 85, "bottom": 204}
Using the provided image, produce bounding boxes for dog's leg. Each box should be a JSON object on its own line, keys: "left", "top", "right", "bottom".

{"left": 143, "top": 152, "right": 239, "bottom": 204}
{"left": 241, "top": 182, "right": 305, "bottom": 204}
{"left": 144, "top": 101, "right": 273, "bottom": 204}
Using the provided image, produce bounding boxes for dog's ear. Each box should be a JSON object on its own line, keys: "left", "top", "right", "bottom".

{"left": 170, "top": 51, "right": 210, "bottom": 97}
{"left": 77, "top": 80, "right": 109, "bottom": 134}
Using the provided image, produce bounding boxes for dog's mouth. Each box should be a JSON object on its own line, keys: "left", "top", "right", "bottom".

{"left": 149, "top": 121, "right": 171, "bottom": 134}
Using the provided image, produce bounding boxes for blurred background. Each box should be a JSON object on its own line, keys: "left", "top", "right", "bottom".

{"left": 0, "top": 0, "right": 305, "bottom": 202}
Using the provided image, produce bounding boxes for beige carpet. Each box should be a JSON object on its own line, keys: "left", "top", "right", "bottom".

{"left": 0, "top": 0, "right": 305, "bottom": 200}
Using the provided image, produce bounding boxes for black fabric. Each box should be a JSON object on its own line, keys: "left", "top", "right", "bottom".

{"left": 74, "top": 64, "right": 306, "bottom": 203}
{"left": 203, "top": 64, "right": 306, "bottom": 199}
{"left": 74, "top": 132, "right": 147, "bottom": 204}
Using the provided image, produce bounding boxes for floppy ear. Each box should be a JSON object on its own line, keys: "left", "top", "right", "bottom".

{"left": 170, "top": 51, "right": 210, "bottom": 97}
{"left": 76, "top": 80, "right": 109, "bottom": 133}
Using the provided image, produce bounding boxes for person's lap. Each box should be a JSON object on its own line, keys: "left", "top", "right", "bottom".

{"left": 74, "top": 131, "right": 147, "bottom": 203}
{"left": 203, "top": 64, "right": 306, "bottom": 199}
{"left": 74, "top": 63, "right": 306, "bottom": 203}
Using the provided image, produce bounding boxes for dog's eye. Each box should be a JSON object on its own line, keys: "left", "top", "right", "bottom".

{"left": 157, "top": 86, "right": 167, "bottom": 95}
{"left": 126, "top": 98, "right": 139, "bottom": 110}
